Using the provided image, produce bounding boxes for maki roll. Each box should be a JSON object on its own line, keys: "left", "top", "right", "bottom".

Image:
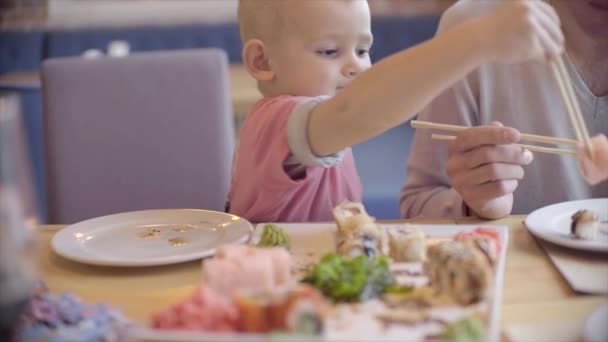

{"left": 332, "top": 201, "right": 387, "bottom": 257}
{"left": 571, "top": 210, "right": 600, "bottom": 240}
{"left": 233, "top": 290, "right": 273, "bottom": 333}
{"left": 336, "top": 233, "right": 379, "bottom": 258}
{"left": 333, "top": 201, "right": 380, "bottom": 241}
{"left": 273, "top": 285, "right": 328, "bottom": 335}
{"left": 233, "top": 285, "right": 328, "bottom": 334}
{"left": 387, "top": 225, "right": 427, "bottom": 262}
{"left": 454, "top": 227, "right": 502, "bottom": 265}
{"left": 425, "top": 240, "right": 493, "bottom": 305}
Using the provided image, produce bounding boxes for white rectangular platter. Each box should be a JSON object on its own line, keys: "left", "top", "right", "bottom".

{"left": 133, "top": 223, "right": 509, "bottom": 342}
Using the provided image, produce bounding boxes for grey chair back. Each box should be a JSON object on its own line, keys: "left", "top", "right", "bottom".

{"left": 42, "top": 49, "right": 234, "bottom": 224}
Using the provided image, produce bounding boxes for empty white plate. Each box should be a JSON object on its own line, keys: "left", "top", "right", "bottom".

{"left": 51, "top": 209, "right": 253, "bottom": 266}
{"left": 525, "top": 198, "right": 608, "bottom": 253}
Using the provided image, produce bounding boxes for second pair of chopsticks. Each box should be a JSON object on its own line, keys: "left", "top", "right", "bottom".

{"left": 551, "top": 56, "right": 593, "bottom": 156}
{"left": 411, "top": 120, "right": 578, "bottom": 156}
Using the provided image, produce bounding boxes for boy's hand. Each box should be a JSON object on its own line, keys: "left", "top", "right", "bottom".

{"left": 578, "top": 134, "right": 608, "bottom": 185}
{"left": 476, "top": 0, "right": 564, "bottom": 63}
{"left": 446, "top": 122, "right": 534, "bottom": 219}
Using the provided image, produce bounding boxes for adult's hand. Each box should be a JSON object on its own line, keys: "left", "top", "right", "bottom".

{"left": 446, "top": 122, "right": 534, "bottom": 219}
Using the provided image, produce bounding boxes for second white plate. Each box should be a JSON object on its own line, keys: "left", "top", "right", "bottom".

{"left": 51, "top": 209, "right": 254, "bottom": 266}
{"left": 525, "top": 198, "right": 608, "bottom": 253}
{"left": 583, "top": 303, "right": 608, "bottom": 342}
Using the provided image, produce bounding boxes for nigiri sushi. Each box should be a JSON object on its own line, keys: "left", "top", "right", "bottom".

{"left": 571, "top": 210, "right": 600, "bottom": 240}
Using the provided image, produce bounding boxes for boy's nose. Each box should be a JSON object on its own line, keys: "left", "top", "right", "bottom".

{"left": 342, "top": 60, "right": 363, "bottom": 77}
{"left": 346, "top": 68, "right": 358, "bottom": 77}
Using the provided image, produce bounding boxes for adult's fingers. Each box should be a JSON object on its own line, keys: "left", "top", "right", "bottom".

{"left": 448, "top": 125, "right": 521, "bottom": 154}
{"left": 461, "top": 179, "right": 520, "bottom": 201}
{"left": 447, "top": 145, "right": 531, "bottom": 181}
{"left": 463, "top": 144, "right": 534, "bottom": 169}
{"left": 452, "top": 163, "right": 525, "bottom": 188}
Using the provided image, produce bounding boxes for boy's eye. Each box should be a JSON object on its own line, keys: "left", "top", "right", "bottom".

{"left": 357, "top": 49, "right": 369, "bottom": 57}
{"left": 317, "top": 49, "right": 338, "bottom": 57}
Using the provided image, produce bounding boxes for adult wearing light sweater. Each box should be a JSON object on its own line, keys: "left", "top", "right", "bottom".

{"left": 401, "top": 0, "right": 608, "bottom": 219}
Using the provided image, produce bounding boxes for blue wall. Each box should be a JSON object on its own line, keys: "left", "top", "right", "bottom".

{"left": 0, "top": 17, "right": 439, "bottom": 73}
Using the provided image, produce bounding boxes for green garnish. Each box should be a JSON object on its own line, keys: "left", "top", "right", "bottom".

{"left": 257, "top": 224, "right": 290, "bottom": 249}
{"left": 384, "top": 284, "right": 415, "bottom": 295}
{"left": 301, "top": 253, "right": 394, "bottom": 302}
{"left": 439, "top": 316, "right": 486, "bottom": 342}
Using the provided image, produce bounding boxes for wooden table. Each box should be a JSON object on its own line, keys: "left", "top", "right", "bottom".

{"left": 36, "top": 216, "right": 607, "bottom": 341}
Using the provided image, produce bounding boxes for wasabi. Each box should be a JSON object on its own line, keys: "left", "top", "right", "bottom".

{"left": 258, "top": 224, "right": 290, "bottom": 249}
{"left": 439, "top": 316, "right": 486, "bottom": 342}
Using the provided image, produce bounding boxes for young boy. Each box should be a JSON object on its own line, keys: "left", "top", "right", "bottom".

{"left": 228, "top": 0, "right": 564, "bottom": 222}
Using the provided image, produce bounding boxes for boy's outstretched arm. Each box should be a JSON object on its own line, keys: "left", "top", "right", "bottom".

{"left": 308, "top": 0, "right": 563, "bottom": 156}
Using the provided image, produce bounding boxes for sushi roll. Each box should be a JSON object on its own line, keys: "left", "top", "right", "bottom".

{"left": 463, "top": 237, "right": 499, "bottom": 266}
{"left": 454, "top": 227, "right": 501, "bottom": 265}
{"left": 233, "top": 290, "right": 273, "bottom": 333}
{"left": 387, "top": 225, "right": 427, "bottom": 262}
{"left": 336, "top": 232, "right": 379, "bottom": 258}
{"left": 273, "top": 285, "right": 328, "bottom": 335}
{"left": 571, "top": 210, "right": 600, "bottom": 240}
{"left": 233, "top": 285, "right": 328, "bottom": 334}
{"left": 332, "top": 201, "right": 388, "bottom": 257}
{"left": 425, "top": 240, "right": 493, "bottom": 305}
{"left": 333, "top": 201, "right": 380, "bottom": 240}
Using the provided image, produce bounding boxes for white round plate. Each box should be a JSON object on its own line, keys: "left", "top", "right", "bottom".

{"left": 525, "top": 198, "right": 608, "bottom": 253}
{"left": 51, "top": 209, "right": 253, "bottom": 266}
{"left": 583, "top": 304, "right": 608, "bottom": 342}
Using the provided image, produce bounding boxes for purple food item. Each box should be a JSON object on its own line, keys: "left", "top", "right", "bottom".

{"left": 15, "top": 282, "right": 129, "bottom": 342}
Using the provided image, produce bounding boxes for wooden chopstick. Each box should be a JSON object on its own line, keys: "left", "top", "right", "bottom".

{"left": 411, "top": 120, "right": 578, "bottom": 147}
{"left": 431, "top": 134, "right": 577, "bottom": 156}
{"left": 551, "top": 61, "right": 583, "bottom": 141}
{"left": 551, "top": 56, "right": 593, "bottom": 155}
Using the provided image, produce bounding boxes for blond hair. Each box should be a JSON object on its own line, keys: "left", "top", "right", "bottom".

{"left": 237, "top": 0, "right": 285, "bottom": 43}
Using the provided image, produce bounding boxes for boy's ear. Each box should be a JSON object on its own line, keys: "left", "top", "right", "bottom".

{"left": 242, "top": 39, "right": 275, "bottom": 81}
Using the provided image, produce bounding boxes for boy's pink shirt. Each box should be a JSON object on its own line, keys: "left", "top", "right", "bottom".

{"left": 228, "top": 96, "right": 363, "bottom": 222}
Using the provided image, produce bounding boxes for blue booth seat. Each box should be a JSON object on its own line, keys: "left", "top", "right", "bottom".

{"left": 45, "top": 23, "right": 243, "bottom": 63}
{"left": 0, "top": 30, "right": 45, "bottom": 74}
{"left": 353, "top": 123, "right": 415, "bottom": 220}
{"left": 370, "top": 16, "right": 439, "bottom": 62}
